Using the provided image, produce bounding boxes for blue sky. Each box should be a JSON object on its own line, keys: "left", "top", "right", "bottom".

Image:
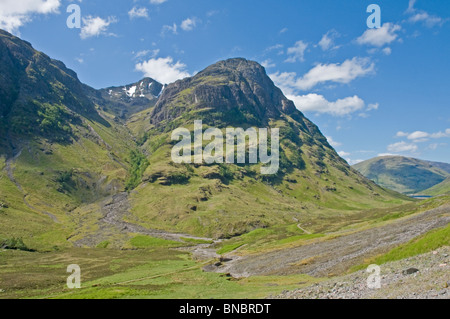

{"left": 1, "top": 0, "right": 449, "bottom": 164}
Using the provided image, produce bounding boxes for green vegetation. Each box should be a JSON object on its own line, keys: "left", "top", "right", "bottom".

{"left": 129, "top": 235, "right": 181, "bottom": 248}
{"left": 422, "top": 177, "right": 450, "bottom": 196}
{"left": 0, "top": 248, "right": 322, "bottom": 299}
{"left": 96, "top": 241, "right": 110, "bottom": 249}
{"left": 125, "top": 150, "right": 149, "bottom": 191}
{"left": 0, "top": 237, "right": 33, "bottom": 251}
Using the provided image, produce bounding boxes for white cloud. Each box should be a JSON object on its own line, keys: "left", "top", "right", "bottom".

{"left": 287, "top": 93, "right": 367, "bottom": 117}
{"left": 265, "top": 44, "right": 283, "bottom": 52}
{"left": 408, "top": 131, "right": 429, "bottom": 140}
{"left": 387, "top": 141, "right": 418, "bottom": 153}
{"left": 150, "top": 0, "right": 167, "bottom": 4}
{"left": 285, "top": 41, "right": 308, "bottom": 63}
{"left": 406, "top": 0, "right": 417, "bottom": 14}
{"left": 326, "top": 136, "right": 341, "bottom": 148}
{"left": 406, "top": 0, "right": 445, "bottom": 28}
{"left": 270, "top": 57, "right": 374, "bottom": 92}
{"left": 382, "top": 47, "right": 392, "bottom": 55}
{"left": 161, "top": 23, "right": 177, "bottom": 35}
{"left": 318, "top": 30, "right": 340, "bottom": 51}
{"left": 261, "top": 59, "right": 275, "bottom": 69}
{"left": 135, "top": 57, "right": 190, "bottom": 84}
{"left": 409, "top": 12, "right": 444, "bottom": 28}
{"left": 0, "top": 0, "right": 61, "bottom": 34}
{"left": 347, "top": 158, "right": 364, "bottom": 165}
{"left": 367, "top": 103, "right": 379, "bottom": 111}
{"left": 396, "top": 129, "right": 450, "bottom": 142}
{"left": 80, "top": 16, "right": 117, "bottom": 39}
{"left": 338, "top": 151, "right": 351, "bottom": 157}
{"left": 180, "top": 18, "right": 196, "bottom": 31}
{"left": 128, "top": 7, "right": 149, "bottom": 20}
{"left": 357, "top": 23, "right": 401, "bottom": 47}
{"left": 133, "top": 49, "right": 160, "bottom": 60}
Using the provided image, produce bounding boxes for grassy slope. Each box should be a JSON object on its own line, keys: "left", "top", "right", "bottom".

{"left": 422, "top": 177, "right": 450, "bottom": 196}
{"left": 125, "top": 114, "right": 409, "bottom": 239}
{"left": 0, "top": 112, "right": 133, "bottom": 251}
{"left": 354, "top": 156, "right": 449, "bottom": 194}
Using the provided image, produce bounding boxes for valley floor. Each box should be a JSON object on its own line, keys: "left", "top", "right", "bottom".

{"left": 0, "top": 198, "right": 448, "bottom": 299}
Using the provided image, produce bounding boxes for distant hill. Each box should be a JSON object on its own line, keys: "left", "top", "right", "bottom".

{"left": 422, "top": 177, "right": 450, "bottom": 196}
{"left": 353, "top": 156, "right": 450, "bottom": 194}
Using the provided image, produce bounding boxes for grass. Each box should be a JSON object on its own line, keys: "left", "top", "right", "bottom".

{"left": 217, "top": 243, "right": 246, "bottom": 255}
{"left": 422, "top": 177, "right": 450, "bottom": 196}
{"left": 0, "top": 247, "right": 322, "bottom": 299}
{"left": 129, "top": 235, "right": 182, "bottom": 248}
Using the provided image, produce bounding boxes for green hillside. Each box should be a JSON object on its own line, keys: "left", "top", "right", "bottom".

{"left": 422, "top": 177, "right": 450, "bottom": 196}
{"left": 353, "top": 156, "right": 449, "bottom": 195}
{"left": 0, "top": 29, "right": 133, "bottom": 250}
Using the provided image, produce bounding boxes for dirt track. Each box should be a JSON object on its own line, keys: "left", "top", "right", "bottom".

{"left": 208, "top": 204, "right": 450, "bottom": 278}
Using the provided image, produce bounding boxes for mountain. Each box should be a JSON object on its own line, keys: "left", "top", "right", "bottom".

{"left": 353, "top": 156, "right": 450, "bottom": 194}
{"left": 93, "top": 78, "right": 163, "bottom": 119}
{"left": 126, "top": 58, "right": 408, "bottom": 238}
{"left": 0, "top": 29, "right": 132, "bottom": 250}
{"left": 422, "top": 177, "right": 450, "bottom": 196}
{"left": 0, "top": 29, "right": 110, "bottom": 150}
{"left": 0, "top": 30, "right": 408, "bottom": 250}
{"left": 150, "top": 58, "right": 297, "bottom": 127}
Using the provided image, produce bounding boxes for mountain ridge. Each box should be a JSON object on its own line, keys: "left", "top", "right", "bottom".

{"left": 353, "top": 156, "right": 450, "bottom": 195}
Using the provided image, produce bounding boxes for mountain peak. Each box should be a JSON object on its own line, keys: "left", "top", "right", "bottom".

{"left": 93, "top": 77, "right": 163, "bottom": 119}
{"left": 150, "top": 58, "right": 296, "bottom": 127}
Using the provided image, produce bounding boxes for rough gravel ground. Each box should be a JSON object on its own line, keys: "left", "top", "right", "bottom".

{"left": 210, "top": 204, "right": 450, "bottom": 278}
{"left": 272, "top": 247, "right": 449, "bottom": 299}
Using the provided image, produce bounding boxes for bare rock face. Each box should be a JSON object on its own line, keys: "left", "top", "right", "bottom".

{"left": 151, "top": 58, "right": 297, "bottom": 127}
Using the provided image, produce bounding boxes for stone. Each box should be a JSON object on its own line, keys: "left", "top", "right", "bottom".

{"left": 402, "top": 268, "right": 419, "bottom": 275}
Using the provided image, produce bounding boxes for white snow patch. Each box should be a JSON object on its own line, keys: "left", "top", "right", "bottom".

{"left": 126, "top": 86, "right": 137, "bottom": 97}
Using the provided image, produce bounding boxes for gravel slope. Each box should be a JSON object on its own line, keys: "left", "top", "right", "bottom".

{"left": 273, "top": 247, "right": 449, "bottom": 299}
{"left": 208, "top": 204, "right": 450, "bottom": 277}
